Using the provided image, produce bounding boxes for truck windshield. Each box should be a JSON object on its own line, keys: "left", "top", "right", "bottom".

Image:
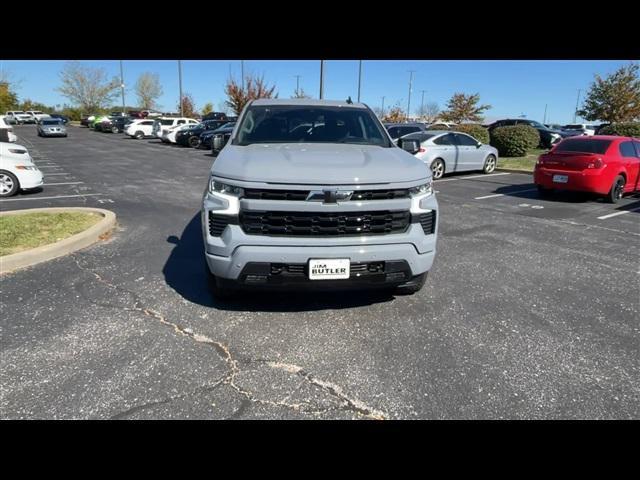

{"left": 234, "top": 105, "right": 391, "bottom": 147}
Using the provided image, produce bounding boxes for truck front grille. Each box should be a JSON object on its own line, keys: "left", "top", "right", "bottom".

{"left": 242, "top": 188, "right": 410, "bottom": 201}
{"left": 239, "top": 210, "right": 411, "bottom": 236}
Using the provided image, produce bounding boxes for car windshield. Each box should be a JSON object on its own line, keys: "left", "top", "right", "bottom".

{"left": 555, "top": 138, "right": 612, "bottom": 154}
{"left": 234, "top": 105, "right": 390, "bottom": 147}
{"left": 42, "top": 120, "right": 62, "bottom": 125}
{"left": 528, "top": 120, "right": 546, "bottom": 129}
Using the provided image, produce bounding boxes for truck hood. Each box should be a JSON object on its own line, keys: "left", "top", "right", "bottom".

{"left": 211, "top": 143, "right": 430, "bottom": 185}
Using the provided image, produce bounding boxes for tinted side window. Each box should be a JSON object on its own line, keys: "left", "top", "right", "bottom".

{"left": 634, "top": 142, "right": 640, "bottom": 157}
{"left": 400, "top": 127, "right": 420, "bottom": 136}
{"left": 619, "top": 141, "right": 637, "bottom": 158}
{"left": 387, "top": 127, "right": 400, "bottom": 138}
{"left": 434, "top": 134, "right": 453, "bottom": 146}
{"left": 454, "top": 133, "right": 478, "bottom": 146}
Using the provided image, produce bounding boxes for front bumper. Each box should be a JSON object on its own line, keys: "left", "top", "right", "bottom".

{"left": 202, "top": 190, "right": 438, "bottom": 286}
{"left": 16, "top": 168, "right": 44, "bottom": 189}
{"left": 41, "top": 130, "right": 67, "bottom": 136}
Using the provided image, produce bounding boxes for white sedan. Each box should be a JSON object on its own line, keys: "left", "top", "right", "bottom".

{"left": 0, "top": 142, "right": 43, "bottom": 197}
{"left": 401, "top": 130, "right": 499, "bottom": 179}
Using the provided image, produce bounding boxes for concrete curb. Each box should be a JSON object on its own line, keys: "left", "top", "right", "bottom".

{"left": 496, "top": 168, "right": 533, "bottom": 174}
{"left": 0, "top": 207, "right": 116, "bottom": 274}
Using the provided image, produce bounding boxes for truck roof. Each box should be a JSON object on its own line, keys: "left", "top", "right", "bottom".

{"left": 250, "top": 98, "right": 368, "bottom": 109}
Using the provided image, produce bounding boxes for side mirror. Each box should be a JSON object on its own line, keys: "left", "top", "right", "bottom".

{"left": 399, "top": 138, "right": 421, "bottom": 155}
{"left": 476, "top": 142, "right": 482, "bottom": 148}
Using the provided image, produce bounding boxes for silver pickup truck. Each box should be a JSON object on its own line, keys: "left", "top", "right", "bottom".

{"left": 201, "top": 98, "right": 438, "bottom": 298}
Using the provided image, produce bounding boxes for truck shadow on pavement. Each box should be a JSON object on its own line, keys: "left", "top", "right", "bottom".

{"left": 162, "top": 213, "right": 395, "bottom": 312}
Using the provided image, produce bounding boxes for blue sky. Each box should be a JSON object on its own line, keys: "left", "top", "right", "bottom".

{"left": 0, "top": 60, "right": 631, "bottom": 124}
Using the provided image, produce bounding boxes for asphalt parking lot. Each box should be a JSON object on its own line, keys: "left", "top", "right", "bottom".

{"left": 1, "top": 124, "right": 639, "bottom": 419}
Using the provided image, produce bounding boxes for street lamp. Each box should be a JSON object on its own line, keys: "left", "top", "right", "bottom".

{"left": 319, "top": 60, "right": 325, "bottom": 99}
{"left": 407, "top": 70, "right": 416, "bottom": 122}
{"left": 357, "top": 60, "right": 362, "bottom": 103}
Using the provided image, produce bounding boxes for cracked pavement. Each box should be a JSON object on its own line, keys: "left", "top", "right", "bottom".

{"left": 1, "top": 125, "right": 639, "bottom": 419}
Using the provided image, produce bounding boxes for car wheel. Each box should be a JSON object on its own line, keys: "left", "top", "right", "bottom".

{"left": 395, "top": 272, "right": 428, "bottom": 295}
{"left": 430, "top": 159, "right": 445, "bottom": 180}
{"left": 0, "top": 170, "right": 20, "bottom": 197}
{"left": 607, "top": 175, "right": 625, "bottom": 204}
{"left": 111, "top": 126, "right": 119, "bottom": 134}
{"left": 205, "top": 260, "right": 236, "bottom": 300}
{"left": 483, "top": 154, "right": 497, "bottom": 174}
{"left": 135, "top": 131, "right": 144, "bottom": 140}
{"left": 188, "top": 136, "right": 200, "bottom": 148}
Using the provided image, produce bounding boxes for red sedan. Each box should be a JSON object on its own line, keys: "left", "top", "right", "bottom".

{"left": 534, "top": 135, "right": 640, "bottom": 203}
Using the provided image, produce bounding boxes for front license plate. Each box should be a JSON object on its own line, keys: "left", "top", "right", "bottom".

{"left": 553, "top": 174, "right": 568, "bottom": 183}
{"left": 308, "top": 259, "right": 350, "bottom": 280}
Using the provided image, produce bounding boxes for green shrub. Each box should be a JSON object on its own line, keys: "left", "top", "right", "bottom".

{"left": 490, "top": 125, "right": 540, "bottom": 157}
{"left": 452, "top": 124, "right": 490, "bottom": 144}
{"left": 598, "top": 122, "right": 640, "bottom": 137}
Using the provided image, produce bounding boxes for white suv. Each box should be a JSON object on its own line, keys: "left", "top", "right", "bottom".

{"left": 6, "top": 111, "right": 34, "bottom": 124}
{"left": 25, "top": 111, "right": 51, "bottom": 123}
{"left": 152, "top": 117, "right": 199, "bottom": 140}
{"left": 125, "top": 119, "right": 157, "bottom": 139}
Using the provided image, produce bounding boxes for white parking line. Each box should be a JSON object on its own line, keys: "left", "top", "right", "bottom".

{"left": 597, "top": 209, "right": 640, "bottom": 220}
{"left": 0, "top": 194, "right": 104, "bottom": 202}
{"left": 43, "top": 182, "right": 84, "bottom": 186}
{"left": 461, "top": 172, "right": 512, "bottom": 180}
{"left": 475, "top": 188, "right": 538, "bottom": 200}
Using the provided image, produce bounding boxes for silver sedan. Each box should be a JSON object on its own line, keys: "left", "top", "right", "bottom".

{"left": 37, "top": 118, "right": 68, "bottom": 137}
{"left": 402, "top": 130, "right": 498, "bottom": 179}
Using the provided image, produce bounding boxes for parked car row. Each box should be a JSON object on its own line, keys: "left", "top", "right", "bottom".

{"left": 86, "top": 111, "right": 238, "bottom": 154}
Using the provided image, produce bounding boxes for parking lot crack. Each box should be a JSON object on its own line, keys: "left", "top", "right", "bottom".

{"left": 72, "top": 256, "right": 387, "bottom": 420}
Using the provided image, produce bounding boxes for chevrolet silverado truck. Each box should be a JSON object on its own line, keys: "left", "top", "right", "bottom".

{"left": 201, "top": 99, "right": 438, "bottom": 298}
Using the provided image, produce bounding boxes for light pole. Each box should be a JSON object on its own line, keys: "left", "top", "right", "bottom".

{"left": 119, "top": 60, "right": 126, "bottom": 113}
{"left": 241, "top": 60, "right": 245, "bottom": 90}
{"left": 407, "top": 70, "right": 416, "bottom": 122}
{"left": 381, "top": 96, "right": 385, "bottom": 118}
{"left": 574, "top": 89, "right": 581, "bottom": 123}
{"left": 357, "top": 60, "right": 362, "bottom": 102}
{"left": 178, "top": 60, "right": 183, "bottom": 116}
{"left": 543, "top": 104, "right": 548, "bottom": 124}
{"left": 420, "top": 90, "right": 426, "bottom": 120}
{"left": 294, "top": 75, "right": 301, "bottom": 97}
{"left": 319, "top": 60, "right": 325, "bottom": 99}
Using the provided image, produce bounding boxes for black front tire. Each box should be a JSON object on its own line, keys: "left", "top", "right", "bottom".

{"left": 188, "top": 136, "right": 200, "bottom": 148}
{"left": 135, "top": 131, "right": 144, "bottom": 140}
{"left": 205, "top": 260, "right": 236, "bottom": 300}
{"left": 394, "top": 272, "right": 428, "bottom": 295}
{"left": 606, "top": 175, "right": 625, "bottom": 204}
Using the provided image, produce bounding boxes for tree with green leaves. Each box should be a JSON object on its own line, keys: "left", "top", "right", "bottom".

{"left": 225, "top": 74, "right": 277, "bottom": 115}
{"left": 440, "top": 93, "right": 491, "bottom": 123}
{"left": 202, "top": 102, "right": 214, "bottom": 115}
{"left": 577, "top": 63, "right": 640, "bottom": 122}
{"left": 0, "top": 81, "right": 19, "bottom": 112}
{"left": 56, "top": 61, "right": 120, "bottom": 112}
{"left": 134, "top": 72, "right": 163, "bottom": 109}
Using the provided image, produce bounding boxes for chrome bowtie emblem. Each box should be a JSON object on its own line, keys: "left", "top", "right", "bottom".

{"left": 306, "top": 189, "right": 354, "bottom": 203}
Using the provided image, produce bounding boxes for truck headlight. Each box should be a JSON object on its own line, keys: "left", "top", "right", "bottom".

{"left": 409, "top": 181, "right": 433, "bottom": 197}
{"left": 209, "top": 180, "right": 244, "bottom": 197}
